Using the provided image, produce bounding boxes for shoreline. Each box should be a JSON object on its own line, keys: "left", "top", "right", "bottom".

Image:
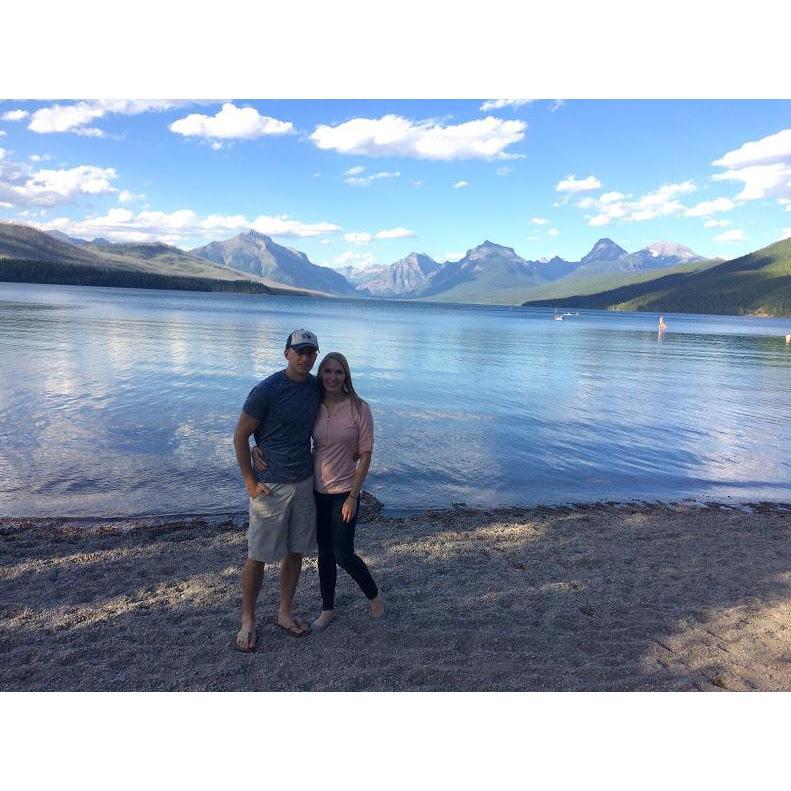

{"left": 2, "top": 496, "right": 789, "bottom": 533}
{"left": 1, "top": 500, "right": 789, "bottom": 691}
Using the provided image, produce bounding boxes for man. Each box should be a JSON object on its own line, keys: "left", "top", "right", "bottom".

{"left": 233, "top": 328, "right": 321, "bottom": 652}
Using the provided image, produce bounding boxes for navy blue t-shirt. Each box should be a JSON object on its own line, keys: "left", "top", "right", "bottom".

{"left": 242, "top": 370, "right": 320, "bottom": 484}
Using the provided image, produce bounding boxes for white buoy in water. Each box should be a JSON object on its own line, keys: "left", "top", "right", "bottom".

{"left": 786, "top": 332, "right": 791, "bottom": 344}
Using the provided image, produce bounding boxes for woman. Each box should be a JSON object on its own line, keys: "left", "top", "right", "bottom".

{"left": 252, "top": 352, "right": 384, "bottom": 631}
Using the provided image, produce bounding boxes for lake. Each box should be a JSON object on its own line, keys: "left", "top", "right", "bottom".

{"left": 1, "top": 282, "right": 789, "bottom": 518}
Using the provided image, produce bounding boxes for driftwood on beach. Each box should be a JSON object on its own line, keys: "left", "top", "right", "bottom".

{"left": 0, "top": 500, "right": 789, "bottom": 692}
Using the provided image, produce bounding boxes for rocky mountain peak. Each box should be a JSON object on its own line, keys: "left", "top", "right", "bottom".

{"left": 466, "top": 240, "right": 518, "bottom": 261}
{"left": 646, "top": 240, "right": 698, "bottom": 259}
{"left": 237, "top": 229, "right": 273, "bottom": 245}
{"left": 581, "top": 238, "right": 628, "bottom": 263}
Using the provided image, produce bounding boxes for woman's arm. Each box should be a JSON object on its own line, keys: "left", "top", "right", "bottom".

{"left": 342, "top": 451, "right": 371, "bottom": 523}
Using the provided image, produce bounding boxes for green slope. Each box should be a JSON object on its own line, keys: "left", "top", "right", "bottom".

{"left": 0, "top": 258, "right": 274, "bottom": 294}
{"left": 417, "top": 257, "right": 716, "bottom": 306}
{"left": 522, "top": 238, "right": 791, "bottom": 317}
{"left": 513, "top": 258, "right": 717, "bottom": 303}
{"left": 0, "top": 224, "right": 321, "bottom": 296}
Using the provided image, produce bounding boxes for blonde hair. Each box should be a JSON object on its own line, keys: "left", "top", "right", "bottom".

{"left": 318, "top": 352, "right": 365, "bottom": 415}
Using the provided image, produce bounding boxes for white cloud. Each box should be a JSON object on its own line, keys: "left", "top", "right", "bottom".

{"left": 344, "top": 170, "right": 400, "bottom": 187}
{"left": 211, "top": 142, "right": 223, "bottom": 151}
{"left": 443, "top": 251, "right": 465, "bottom": 262}
{"left": 710, "top": 128, "right": 791, "bottom": 204}
{"left": 530, "top": 217, "right": 549, "bottom": 225}
{"left": 2, "top": 109, "right": 29, "bottom": 121}
{"left": 28, "top": 103, "right": 104, "bottom": 134}
{"left": 480, "top": 99, "right": 532, "bottom": 111}
{"left": 581, "top": 181, "right": 697, "bottom": 226}
{"left": 375, "top": 227, "right": 415, "bottom": 239}
{"left": 714, "top": 229, "right": 745, "bottom": 242}
{"left": 411, "top": 179, "right": 424, "bottom": 189}
{"left": 684, "top": 196, "right": 736, "bottom": 217}
{"left": 210, "top": 214, "right": 340, "bottom": 238}
{"left": 548, "top": 228, "right": 560, "bottom": 236}
{"left": 343, "top": 166, "right": 365, "bottom": 176}
{"left": 712, "top": 163, "right": 791, "bottom": 201}
{"left": 170, "top": 103, "right": 295, "bottom": 141}
{"left": 0, "top": 161, "right": 119, "bottom": 207}
{"left": 37, "top": 209, "right": 341, "bottom": 245}
{"left": 556, "top": 174, "right": 602, "bottom": 192}
{"left": 332, "top": 250, "right": 377, "bottom": 269}
{"left": 118, "top": 190, "right": 145, "bottom": 203}
{"left": 43, "top": 208, "right": 196, "bottom": 243}
{"left": 704, "top": 219, "right": 730, "bottom": 228}
{"left": 549, "top": 100, "right": 565, "bottom": 113}
{"left": 343, "top": 226, "right": 416, "bottom": 243}
{"left": 75, "top": 127, "right": 107, "bottom": 138}
{"left": 713, "top": 128, "right": 791, "bottom": 169}
{"left": 28, "top": 154, "right": 52, "bottom": 162}
{"left": 780, "top": 198, "right": 791, "bottom": 210}
{"left": 453, "top": 181, "right": 469, "bottom": 189}
{"left": 27, "top": 100, "right": 189, "bottom": 136}
{"left": 496, "top": 166, "right": 513, "bottom": 176}
{"left": 344, "top": 232, "right": 373, "bottom": 244}
{"left": 781, "top": 228, "right": 791, "bottom": 240}
{"left": 310, "top": 114, "right": 526, "bottom": 161}
{"left": 0, "top": 131, "right": 5, "bottom": 138}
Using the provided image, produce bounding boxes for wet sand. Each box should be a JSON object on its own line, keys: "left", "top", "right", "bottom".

{"left": 1, "top": 500, "right": 789, "bottom": 691}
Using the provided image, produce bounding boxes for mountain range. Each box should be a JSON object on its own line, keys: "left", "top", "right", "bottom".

{"left": 189, "top": 230, "right": 356, "bottom": 295}
{"left": 344, "top": 237, "right": 711, "bottom": 304}
{"left": 0, "top": 223, "right": 324, "bottom": 296}
{"left": 524, "top": 237, "right": 791, "bottom": 318}
{"left": 1, "top": 220, "right": 788, "bottom": 316}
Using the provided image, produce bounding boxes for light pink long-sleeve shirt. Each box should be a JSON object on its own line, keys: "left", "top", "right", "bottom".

{"left": 312, "top": 399, "right": 374, "bottom": 494}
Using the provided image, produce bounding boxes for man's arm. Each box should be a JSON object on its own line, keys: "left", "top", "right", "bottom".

{"left": 233, "top": 411, "right": 271, "bottom": 498}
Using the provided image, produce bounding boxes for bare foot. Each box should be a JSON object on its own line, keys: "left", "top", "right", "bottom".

{"left": 370, "top": 594, "right": 385, "bottom": 619}
{"left": 312, "top": 610, "right": 335, "bottom": 631}
{"left": 235, "top": 621, "right": 257, "bottom": 652}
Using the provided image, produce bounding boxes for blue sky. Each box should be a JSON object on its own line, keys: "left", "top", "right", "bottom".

{"left": 1, "top": 99, "right": 790, "bottom": 269}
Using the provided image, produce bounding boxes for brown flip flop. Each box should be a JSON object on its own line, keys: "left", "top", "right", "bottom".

{"left": 233, "top": 624, "right": 258, "bottom": 652}
{"left": 274, "top": 616, "right": 311, "bottom": 638}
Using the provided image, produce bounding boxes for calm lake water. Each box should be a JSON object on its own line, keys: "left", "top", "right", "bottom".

{"left": 1, "top": 282, "right": 789, "bottom": 518}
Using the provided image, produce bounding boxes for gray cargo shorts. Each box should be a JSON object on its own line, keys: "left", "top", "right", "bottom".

{"left": 247, "top": 475, "right": 316, "bottom": 563}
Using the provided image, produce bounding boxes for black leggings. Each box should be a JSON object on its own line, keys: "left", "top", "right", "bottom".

{"left": 314, "top": 490, "right": 378, "bottom": 611}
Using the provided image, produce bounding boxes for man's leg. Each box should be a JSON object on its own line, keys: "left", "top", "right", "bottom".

{"left": 275, "top": 476, "right": 316, "bottom": 634}
{"left": 238, "top": 484, "right": 288, "bottom": 649}
{"left": 277, "top": 552, "right": 306, "bottom": 631}
{"left": 236, "top": 558, "right": 264, "bottom": 650}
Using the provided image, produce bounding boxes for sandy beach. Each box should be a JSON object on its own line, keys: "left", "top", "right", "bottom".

{"left": 1, "top": 500, "right": 788, "bottom": 691}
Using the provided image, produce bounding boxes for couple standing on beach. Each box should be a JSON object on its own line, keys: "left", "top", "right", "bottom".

{"left": 232, "top": 328, "right": 384, "bottom": 652}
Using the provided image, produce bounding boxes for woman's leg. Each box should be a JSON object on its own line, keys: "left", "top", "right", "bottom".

{"left": 314, "top": 491, "right": 337, "bottom": 612}
{"left": 330, "top": 493, "right": 379, "bottom": 601}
